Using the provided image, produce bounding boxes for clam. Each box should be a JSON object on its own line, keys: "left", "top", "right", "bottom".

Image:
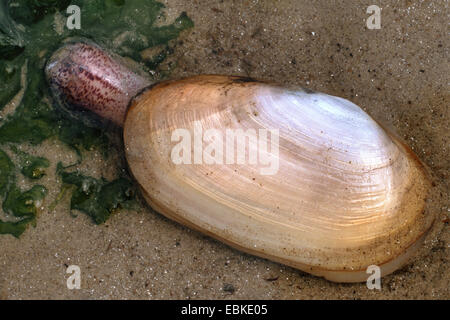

{"left": 45, "top": 40, "right": 433, "bottom": 282}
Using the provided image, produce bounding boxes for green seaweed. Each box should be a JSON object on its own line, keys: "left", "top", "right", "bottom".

{"left": 0, "top": 0, "right": 193, "bottom": 236}
{"left": 56, "top": 118, "right": 109, "bottom": 157}
{"left": 3, "top": 185, "right": 47, "bottom": 218}
{"left": 0, "top": 0, "right": 25, "bottom": 60}
{"left": 0, "top": 148, "right": 15, "bottom": 196}
{"left": 21, "top": 157, "right": 49, "bottom": 179}
{"left": 10, "top": 145, "right": 50, "bottom": 179}
{"left": 0, "top": 185, "right": 47, "bottom": 237}
{"left": 57, "top": 163, "right": 135, "bottom": 224}
{"left": 0, "top": 101, "right": 56, "bottom": 145}
{"left": 9, "top": 0, "right": 72, "bottom": 25}
{"left": 0, "top": 217, "right": 34, "bottom": 238}
{"left": 0, "top": 148, "right": 47, "bottom": 237}
{"left": 0, "top": 60, "right": 21, "bottom": 109}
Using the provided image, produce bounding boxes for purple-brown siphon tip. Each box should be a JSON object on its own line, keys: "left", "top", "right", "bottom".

{"left": 45, "top": 40, "right": 152, "bottom": 126}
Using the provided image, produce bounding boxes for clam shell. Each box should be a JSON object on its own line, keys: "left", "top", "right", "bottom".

{"left": 124, "top": 75, "right": 433, "bottom": 282}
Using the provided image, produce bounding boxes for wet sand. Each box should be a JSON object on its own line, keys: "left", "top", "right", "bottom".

{"left": 0, "top": 0, "right": 448, "bottom": 299}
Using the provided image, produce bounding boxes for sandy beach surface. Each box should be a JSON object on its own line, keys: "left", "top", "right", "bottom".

{"left": 0, "top": 0, "right": 448, "bottom": 299}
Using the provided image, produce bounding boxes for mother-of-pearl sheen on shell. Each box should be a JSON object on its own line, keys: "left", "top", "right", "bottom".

{"left": 123, "top": 75, "right": 432, "bottom": 280}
